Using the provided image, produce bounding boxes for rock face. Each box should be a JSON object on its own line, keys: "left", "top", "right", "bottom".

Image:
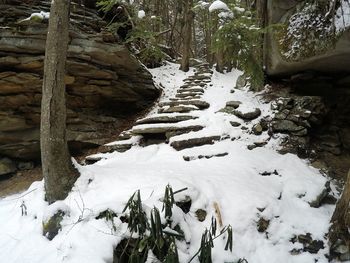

{"left": 264, "top": 0, "right": 350, "bottom": 76}
{"left": 0, "top": 0, "right": 160, "bottom": 160}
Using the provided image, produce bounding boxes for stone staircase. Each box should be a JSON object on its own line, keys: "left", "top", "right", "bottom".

{"left": 85, "top": 63, "right": 230, "bottom": 164}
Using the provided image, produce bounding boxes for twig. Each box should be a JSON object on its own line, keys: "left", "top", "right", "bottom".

{"left": 2, "top": 188, "right": 37, "bottom": 202}
{"left": 173, "top": 187, "right": 188, "bottom": 195}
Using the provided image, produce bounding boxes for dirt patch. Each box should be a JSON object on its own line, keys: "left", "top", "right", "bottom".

{"left": 0, "top": 167, "right": 42, "bottom": 198}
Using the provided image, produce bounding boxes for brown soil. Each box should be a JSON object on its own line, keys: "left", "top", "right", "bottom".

{"left": 0, "top": 167, "right": 42, "bottom": 198}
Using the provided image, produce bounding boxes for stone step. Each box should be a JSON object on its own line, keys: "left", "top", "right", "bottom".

{"left": 135, "top": 115, "right": 198, "bottom": 125}
{"left": 183, "top": 152, "right": 228, "bottom": 161}
{"left": 176, "top": 92, "right": 203, "bottom": 98}
{"left": 117, "top": 131, "right": 133, "bottom": 141}
{"left": 171, "top": 96, "right": 202, "bottom": 101}
{"left": 132, "top": 124, "right": 205, "bottom": 145}
{"left": 177, "top": 88, "right": 205, "bottom": 93}
{"left": 159, "top": 100, "right": 210, "bottom": 109}
{"left": 179, "top": 83, "right": 206, "bottom": 90}
{"left": 183, "top": 81, "right": 207, "bottom": 87}
{"left": 158, "top": 105, "right": 200, "bottom": 114}
{"left": 170, "top": 135, "right": 221, "bottom": 151}
{"left": 187, "top": 75, "right": 211, "bottom": 81}
{"left": 132, "top": 124, "right": 204, "bottom": 136}
{"left": 85, "top": 155, "right": 104, "bottom": 165}
{"left": 100, "top": 143, "right": 133, "bottom": 153}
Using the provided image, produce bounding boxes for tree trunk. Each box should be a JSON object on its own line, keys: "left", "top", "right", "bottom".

{"left": 179, "top": 0, "right": 194, "bottom": 72}
{"left": 329, "top": 169, "right": 350, "bottom": 260}
{"left": 41, "top": 0, "right": 78, "bottom": 204}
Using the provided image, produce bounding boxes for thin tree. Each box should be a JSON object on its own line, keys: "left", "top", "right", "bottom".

{"left": 179, "top": 0, "right": 194, "bottom": 72}
{"left": 329, "top": 169, "right": 350, "bottom": 257}
{"left": 41, "top": 0, "right": 78, "bottom": 204}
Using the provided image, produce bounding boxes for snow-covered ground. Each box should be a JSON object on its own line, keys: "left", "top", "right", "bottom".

{"left": 0, "top": 63, "right": 336, "bottom": 263}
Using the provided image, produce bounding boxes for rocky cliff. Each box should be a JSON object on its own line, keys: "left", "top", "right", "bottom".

{"left": 264, "top": 0, "right": 350, "bottom": 76}
{"left": 0, "top": 0, "right": 160, "bottom": 161}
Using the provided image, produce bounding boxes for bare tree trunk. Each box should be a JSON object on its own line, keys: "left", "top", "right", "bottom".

{"left": 204, "top": 11, "right": 213, "bottom": 64}
{"left": 41, "top": 0, "right": 78, "bottom": 204}
{"left": 192, "top": 17, "right": 197, "bottom": 58}
{"left": 179, "top": 0, "right": 194, "bottom": 72}
{"left": 329, "top": 169, "right": 350, "bottom": 260}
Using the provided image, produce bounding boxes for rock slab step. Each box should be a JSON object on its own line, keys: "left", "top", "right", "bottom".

{"left": 171, "top": 136, "right": 221, "bottom": 151}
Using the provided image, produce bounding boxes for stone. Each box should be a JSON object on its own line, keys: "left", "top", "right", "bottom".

{"left": 101, "top": 143, "right": 133, "bottom": 153}
{"left": 219, "top": 106, "right": 236, "bottom": 115}
{"left": 257, "top": 217, "right": 270, "bottom": 233}
{"left": 17, "top": 161, "right": 34, "bottom": 170}
{"left": 259, "top": 118, "right": 270, "bottom": 131}
{"left": 265, "top": 0, "right": 350, "bottom": 76}
{"left": 171, "top": 136, "right": 221, "bottom": 151}
{"left": 309, "top": 181, "right": 331, "bottom": 208}
{"left": 42, "top": 210, "right": 65, "bottom": 241}
{"left": 195, "top": 209, "right": 207, "bottom": 222}
{"left": 234, "top": 108, "right": 261, "bottom": 120}
{"left": 175, "top": 196, "right": 192, "bottom": 214}
{"left": 230, "top": 121, "right": 241, "bottom": 127}
{"left": 183, "top": 152, "right": 228, "bottom": 161}
{"left": 0, "top": 1, "right": 160, "bottom": 160}
{"left": 175, "top": 93, "right": 202, "bottom": 99}
{"left": 158, "top": 105, "right": 199, "bottom": 114}
{"left": 178, "top": 88, "right": 204, "bottom": 93}
{"left": 0, "top": 157, "right": 16, "bottom": 176}
{"left": 271, "top": 120, "right": 307, "bottom": 135}
{"left": 290, "top": 233, "right": 325, "bottom": 254}
{"left": 248, "top": 141, "right": 268, "bottom": 150}
{"left": 226, "top": 100, "right": 242, "bottom": 109}
{"left": 117, "top": 132, "right": 133, "bottom": 141}
{"left": 135, "top": 115, "right": 197, "bottom": 125}
{"left": 247, "top": 144, "right": 257, "bottom": 150}
{"left": 85, "top": 155, "right": 104, "bottom": 165}
{"left": 159, "top": 100, "right": 210, "bottom": 110}
{"left": 252, "top": 123, "right": 263, "bottom": 135}
{"left": 132, "top": 125, "right": 204, "bottom": 136}
{"left": 236, "top": 75, "right": 247, "bottom": 89}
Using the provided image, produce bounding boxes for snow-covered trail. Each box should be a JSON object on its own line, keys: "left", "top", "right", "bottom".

{"left": 0, "top": 63, "right": 335, "bottom": 263}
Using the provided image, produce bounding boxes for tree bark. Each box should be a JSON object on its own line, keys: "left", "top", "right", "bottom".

{"left": 179, "top": 0, "right": 194, "bottom": 72}
{"left": 41, "top": 0, "right": 78, "bottom": 204}
{"left": 329, "top": 169, "right": 350, "bottom": 259}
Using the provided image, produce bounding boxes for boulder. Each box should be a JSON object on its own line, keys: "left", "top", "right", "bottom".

{"left": 0, "top": 157, "right": 17, "bottom": 177}
{"left": 0, "top": 1, "right": 160, "bottom": 160}
{"left": 264, "top": 0, "right": 350, "bottom": 76}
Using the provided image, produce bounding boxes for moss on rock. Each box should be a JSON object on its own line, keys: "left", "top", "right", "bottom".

{"left": 42, "top": 210, "right": 65, "bottom": 241}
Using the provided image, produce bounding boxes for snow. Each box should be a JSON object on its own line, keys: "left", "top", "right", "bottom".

{"left": 138, "top": 10, "right": 146, "bottom": 19}
{"left": 336, "top": 0, "right": 350, "bottom": 32}
{"left": 19, "top": 11, "right": 50, "bottom": 23}
{"left": 30, "top": 11, "right": 50, "bottom": 20}
{"left": 209, "top": 0, "right": 229, "bottom": 13}
{"left": 0, "top": 62, "right": 336, "bottom": 263}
